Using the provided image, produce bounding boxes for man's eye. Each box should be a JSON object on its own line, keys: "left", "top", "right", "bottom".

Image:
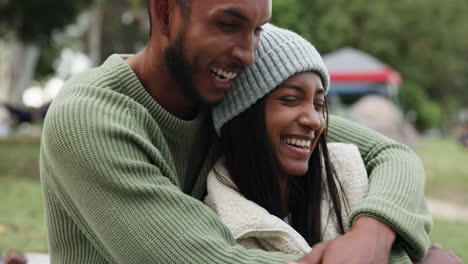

{"left": 254, "top": 26, "right": 263, "bottom": 36}
{"left": 217, "top": 22, "right": 238, "bottom": 30}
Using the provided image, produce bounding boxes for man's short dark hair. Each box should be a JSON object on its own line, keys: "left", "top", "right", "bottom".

{"left": 147, "top": 0, "right": 191, "bottom": 37}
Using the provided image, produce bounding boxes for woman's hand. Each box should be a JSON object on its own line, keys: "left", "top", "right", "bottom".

{"left": 291, "top": 216, "right": 395, "bottom": 264}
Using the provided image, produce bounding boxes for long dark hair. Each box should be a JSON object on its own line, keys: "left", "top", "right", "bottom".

{"left": 220, "top": 97, "right": 348, "bottom": 246}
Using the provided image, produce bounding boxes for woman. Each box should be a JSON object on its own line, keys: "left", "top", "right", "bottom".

{"left": 204, "top": 24, "right": 462, "bottom": 264}
{"left": 206, "top": 23, "right": 368, "bottom": 256}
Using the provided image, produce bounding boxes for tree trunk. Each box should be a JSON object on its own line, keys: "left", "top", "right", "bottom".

{"left": 0, "top": 39, "right": 12, "bottom": 104}
{"left": 0, "top": 38, "right": 39, "bottom": 106}
{"left": 88, "top": 3, "right": 103, "bottom": 67}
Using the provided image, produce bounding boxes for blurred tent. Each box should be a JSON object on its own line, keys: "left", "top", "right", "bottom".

{"left": 1, "top": 103, "right": 49, "bottom": 125}
{"left": 323, "top": 48, "right": 421, "bottom": 144}
{"left": 323, "top": 47, "right": 401, "bottom": 98}
{"left": 347, "top": 95, "right": 421, "bottom": 147}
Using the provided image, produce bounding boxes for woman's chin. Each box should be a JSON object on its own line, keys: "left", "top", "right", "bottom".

{"left": 284, "top": 167, "right": 308, "bottom": 177}
{"left": 278, "top": 158, "right": 309, "bottom": 177}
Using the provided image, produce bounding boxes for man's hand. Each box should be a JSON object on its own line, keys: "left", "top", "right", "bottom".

{"left": 289, "top": 216, "right": 396, "bottom": 264}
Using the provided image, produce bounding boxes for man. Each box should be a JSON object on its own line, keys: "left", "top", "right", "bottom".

{"left": 40, "top": 0, "right": 432, "bottom": 263}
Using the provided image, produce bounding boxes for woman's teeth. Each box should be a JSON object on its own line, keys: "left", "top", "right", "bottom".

{"left": 283, "top": 137, "right": 312, "bottom": 148}
{"left": 210, "top": 66, "right": 238, "bottom": 82}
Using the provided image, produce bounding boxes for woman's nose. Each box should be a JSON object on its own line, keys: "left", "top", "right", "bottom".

{"left": 298, "top": 107, "right": 322, "bottom": 131}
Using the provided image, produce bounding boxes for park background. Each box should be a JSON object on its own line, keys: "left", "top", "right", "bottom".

{"left": 1, "top": 0, "right": 467, "bottom": 261}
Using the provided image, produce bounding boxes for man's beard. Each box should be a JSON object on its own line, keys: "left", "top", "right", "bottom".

{"left": 164, "top": 32, "right": 204, "bottom": 105}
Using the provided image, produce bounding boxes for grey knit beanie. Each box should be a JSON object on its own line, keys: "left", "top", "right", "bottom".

{"left": 212, "top": 24, "right": 330, "bottom": 135}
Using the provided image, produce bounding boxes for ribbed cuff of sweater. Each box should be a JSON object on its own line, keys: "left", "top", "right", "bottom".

{"left": 349, "top": 197, "right": 432, "bottom": 261}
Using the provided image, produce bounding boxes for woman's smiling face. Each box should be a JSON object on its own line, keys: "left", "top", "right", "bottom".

{"left": 264, "top": 71, "right": 326, "bottom": 176}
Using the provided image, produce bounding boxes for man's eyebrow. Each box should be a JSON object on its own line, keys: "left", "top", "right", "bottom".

{"left": 220, "top": 8, "right": 271, "bottom": 25}
{"left": 220, "top": 8, "right": 249, "bottom": 22}
{"left": 261, "top": 18, "right": 271, "bottom": 26}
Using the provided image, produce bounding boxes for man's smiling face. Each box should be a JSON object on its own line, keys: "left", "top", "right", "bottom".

{"left": 164, "top": 0, "right": 272, "bottom": 105}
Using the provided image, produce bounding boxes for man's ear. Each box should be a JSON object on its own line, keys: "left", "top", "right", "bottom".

{"left": 154, "top": 0, "right": 170, "bottom": 35}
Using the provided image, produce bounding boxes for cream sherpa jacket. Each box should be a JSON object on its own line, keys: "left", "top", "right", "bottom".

{"left": 204, "top": 143, "right": 369, "bottom": 255}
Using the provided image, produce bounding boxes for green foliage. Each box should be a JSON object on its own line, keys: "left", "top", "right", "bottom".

{"left": 399, "top": 81, "right": 443, "bottom": 130}
{"left": 0, "top": 0, "right": 94, "bottom": 80}
{"left": 271, "top": 0, "right": 468, "bottom": 106}
{"left": 98, "top": 0, "right": 149, "bottom": 62}
{"left": 0, "top": 0, "right": 93, "bottom": 44}
{"left": 35, "top": 44, "right": 62, "bottom": 81}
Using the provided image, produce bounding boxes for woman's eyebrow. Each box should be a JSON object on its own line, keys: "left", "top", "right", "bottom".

{"left": 316, "top": 88, "right": 325, "bottom": 95}
{"left": 276, "top": 84, "right": 305, "bottom": 93}
{"left": 276, "top": 84, "right": 325, "bottom": 95}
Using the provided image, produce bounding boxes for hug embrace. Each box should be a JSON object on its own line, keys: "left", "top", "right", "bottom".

{"left": 205, "top": 24, "right": 423, "bottom": 263}
{"left": 40, "top": 0, "right": 462, "bottom": 263}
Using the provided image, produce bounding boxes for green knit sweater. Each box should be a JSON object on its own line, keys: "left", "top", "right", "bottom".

{"left": 40, "top": 54, "right": 431, "bottom": 263}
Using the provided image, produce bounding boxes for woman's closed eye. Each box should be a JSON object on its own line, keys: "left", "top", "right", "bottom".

{"left": 278, "top": 96, "right": 299, "bottom": 104}
{"left": 314, "top": 100, "right": 325, "bottom": 110}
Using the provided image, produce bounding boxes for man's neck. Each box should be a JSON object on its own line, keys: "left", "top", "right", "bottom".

{"left": 126, "top": 47, "right": 199, "bottom": 120}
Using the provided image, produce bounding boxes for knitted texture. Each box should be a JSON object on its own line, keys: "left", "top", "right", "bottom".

{"left": 205, "top": 143, "right": 413, "bottom": 263}
{"left": 40, "top": 55, "right": 299, "bottom": 263}
{"left": 328, "top": 115, "right": 432, "bottom": 260}
{"left": 212, "top": 23, "right": 330, "bottom": 134}
{"left": 40, "top": 54, "right": 431, "bottom": 263}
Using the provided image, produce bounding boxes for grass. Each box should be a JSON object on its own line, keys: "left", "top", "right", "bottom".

{"left": 0, "top": 176, "right": 48, "bottom": 253}
{"left": 0, "top": 137, "right": 46, "bottom": 254}
{"left": 0, "top": 137, "right": 41, "bottom": 180}
{"left": 0, "top": 136, "right": 467, "bottom": 260}
{"left": 415, "top": 138, "right": 468, "bottom": 204}
{"left": 430, "top": 219, "right": 468, "bottom": 261}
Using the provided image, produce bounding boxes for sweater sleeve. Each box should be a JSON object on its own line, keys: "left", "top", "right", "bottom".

{"left": 41, "top": 88, "right": 300, "bottom": 264}
{"left": 327, "top": 115, "right": 432, "bottom": 260}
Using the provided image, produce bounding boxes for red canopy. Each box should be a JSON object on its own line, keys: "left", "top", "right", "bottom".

{"left": 323, "top": 47, "right": 402, "bottom": 86}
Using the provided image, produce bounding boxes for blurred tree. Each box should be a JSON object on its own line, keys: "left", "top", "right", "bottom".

{"left": 96, "top": 0, "right": 148, "bottom": 64}
{"left": 0, "top": 0, "right": 93, "bottom": 44}
{"left": 398, "top": 80, "right": 443, "bottom": 130}
{"left": 82, "top": 0, "right": 148, "bottom": 66}
{"left": 88, "top": 0, "right": 104, "bottom": 66}
{"left": 272, "top": 0, "right": 468, "bottom": 109}
{"left": 0, "top": 0, "right": 93, "bottom": 105}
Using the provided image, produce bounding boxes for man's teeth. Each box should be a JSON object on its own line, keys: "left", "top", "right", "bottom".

{"left": 284, "top": 137, "right": 312, "bottom": 148}
{"left": 210, "top": 66, "right": 238, "bottom": 81}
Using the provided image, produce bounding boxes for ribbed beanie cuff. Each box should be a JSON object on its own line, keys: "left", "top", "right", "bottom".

{"left": 212, "top": 24, "right": 330, "bottom": 135}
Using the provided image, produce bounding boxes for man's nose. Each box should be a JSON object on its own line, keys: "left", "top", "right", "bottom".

{"left": 232, "top": 34, "right": 257, "bottom": 67}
